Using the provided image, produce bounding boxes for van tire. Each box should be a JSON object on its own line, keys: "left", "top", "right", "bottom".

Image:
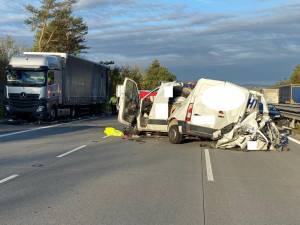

{"left": 168, "top": 125, "right": 182, "bottom": 144}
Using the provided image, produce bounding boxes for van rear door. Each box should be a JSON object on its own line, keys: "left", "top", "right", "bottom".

{"left": 118, "top": 78, "right": 139, "bottom": 125}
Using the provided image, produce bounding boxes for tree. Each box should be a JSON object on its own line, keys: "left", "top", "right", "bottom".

{"left": 0, "top": 35, "right": 28, "bottom": 84}
{"left": 0, "top": 35, "right": 28, "bottom": 117}
{"left": 141, "top": 59, "right": 176, "bottom": 90}
{"left": 273, "top": 78, "right": 290, "bottom": 88}
{"left": 107, "top": 65, "right": 143, "bottom": 97}
{"left": 25, "top": 0, "right": 88, "bottom": 55}
{"left": 289, "top": 64, "right": 300, "bottom": 84}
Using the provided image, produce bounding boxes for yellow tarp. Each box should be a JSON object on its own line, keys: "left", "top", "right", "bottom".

{"left": 104, "top": 127, "right": 124, "bottom": 136}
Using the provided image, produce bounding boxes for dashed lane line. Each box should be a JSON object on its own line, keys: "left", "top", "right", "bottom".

{"left": 205, "top": 149, "right": 214, "bottom": 182}
{"left": 0, "top": 174, "right": 19, "bottom": 184}
{"left": 56, "top": 145, "right": 87, "bottom": 158}
{"left": 288, "top": 137, "right": 300, "bottom": 145}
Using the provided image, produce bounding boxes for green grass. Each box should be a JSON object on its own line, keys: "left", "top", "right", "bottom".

{"left": 292, "top": 123, "right": 300, "bottom": 135}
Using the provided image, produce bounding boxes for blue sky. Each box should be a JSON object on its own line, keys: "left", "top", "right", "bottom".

{"left": 1, "top": 0, "right": 300, "bottom": 86}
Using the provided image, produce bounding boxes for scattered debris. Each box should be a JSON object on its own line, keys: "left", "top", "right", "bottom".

{"left": 215, "top": 91, "right": 282, "bottom": 151}
{"left": 32, "top": 164, "right": 43, "bottom": 167}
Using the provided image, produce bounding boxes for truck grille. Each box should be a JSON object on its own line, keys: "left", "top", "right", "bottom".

{"left": 9, "top": 93, "right": 40, "bottom": 108}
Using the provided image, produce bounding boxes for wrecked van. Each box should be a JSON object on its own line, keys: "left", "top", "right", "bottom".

{"left": 118, "top": 78, "right": 281, "bottom": 150}
{"left": 118, "top": 78, "right": 190, "bottom": 135}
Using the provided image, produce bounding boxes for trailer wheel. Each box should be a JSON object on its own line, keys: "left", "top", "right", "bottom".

{"left": 168, "top": 125, "right": 182, "bottom": 144}
{"left": 71, "top": 107, "right": 76, "bottom": 118}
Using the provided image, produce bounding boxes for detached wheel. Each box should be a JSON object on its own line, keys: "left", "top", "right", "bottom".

{"left": 168, "top": 125, "right": 182, "bottom": 144}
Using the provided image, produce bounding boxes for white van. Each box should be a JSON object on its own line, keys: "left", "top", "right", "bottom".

{"left": 118, "top": 77, "right": 261, "bottom": 144}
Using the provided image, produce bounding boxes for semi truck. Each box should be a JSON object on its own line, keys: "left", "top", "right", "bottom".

{"left": 4, "top": 52, "right": 109, "bottom": 120}
{"left": 279, "top": 84, "right": 300, "bottom": 104}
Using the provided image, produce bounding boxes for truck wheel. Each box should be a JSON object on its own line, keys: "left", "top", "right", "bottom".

{"left": 168, "top": 125, "right": 182, "bottom": 144}
{"left": 50, "top": 106, "right": 57, "bottom": 120}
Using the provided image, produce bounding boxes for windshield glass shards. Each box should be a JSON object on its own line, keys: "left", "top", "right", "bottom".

{"left": 7, "top": 70, "right": 46, "bottom": 86}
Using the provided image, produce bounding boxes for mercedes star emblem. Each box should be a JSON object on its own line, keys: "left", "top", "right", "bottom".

{"left": 20, "top": 92, "right": 27, "bottom": 100}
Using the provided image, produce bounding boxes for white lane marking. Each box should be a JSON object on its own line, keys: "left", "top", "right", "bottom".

{"left": 205, "top": 149, "right": 214, "bottom": 182}
{"left": 0, "top": 117, "right": 101, "bottom": 139}
{"left": 0, "top": 174, "right": 19, "bottom": 184}
{"left": 0, "top": 123, "right": 63, "bottom": 138}
{"left": 288, "top": 137, "right": 300, "bottom": 145}
{"left": 102, "top": 136, "right": 109, "bottom": 139}
{"left": 57, "top": 145, "right": 87, "bottom": 158}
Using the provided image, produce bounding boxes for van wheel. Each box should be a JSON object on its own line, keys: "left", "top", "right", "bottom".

{"left": 168, "top": 125, "right": 182, "bottom": 144}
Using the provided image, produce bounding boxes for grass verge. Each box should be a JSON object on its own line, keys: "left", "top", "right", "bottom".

{"left": 292, "top": 122, "right": 300, "bottom": 135}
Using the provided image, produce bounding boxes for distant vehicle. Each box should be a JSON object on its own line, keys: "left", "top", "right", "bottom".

{"left": 259, "top": 103, "right": 281, "bottom": 119}
{"left": 279, "top": 84, "right": 300, "bottom": 104}
{"left": 4, "top": 52, "right": 109, "bottom": 120}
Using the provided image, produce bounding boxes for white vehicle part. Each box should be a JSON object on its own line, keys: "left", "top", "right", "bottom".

{"left": 215, "top": 91, "right": 280, "bottom": 151}
{"left": 118, "top": 78, "right": 139, "bottom": 126}
{"left": 201, "top": 85, "right": 246, "bottom": 111}
{"left": 148, "top": 82, "right": 176, "bottom": 120}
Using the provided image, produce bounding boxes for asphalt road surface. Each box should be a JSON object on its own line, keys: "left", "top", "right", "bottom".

{"left": 0, "top": 116, "right": 300, "bottom": 225}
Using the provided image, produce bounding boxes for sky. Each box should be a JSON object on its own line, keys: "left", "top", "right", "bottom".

{"left": 1, "top": 0, "right": 300, "bottom": 86}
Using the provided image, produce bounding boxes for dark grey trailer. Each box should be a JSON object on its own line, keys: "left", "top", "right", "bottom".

{"left": 279, "top": 84, "right": 300, "bottom": 104}
{"left": 62, "top": 54, "right": 109, "bottom": 105}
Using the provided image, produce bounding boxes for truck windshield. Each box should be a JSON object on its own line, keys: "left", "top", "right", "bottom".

{"left": 7, "top": 70, "right": 46, "bottom": 86}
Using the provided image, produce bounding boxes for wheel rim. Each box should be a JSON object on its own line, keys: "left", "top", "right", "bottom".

{"left": 51, "top": 108, "right": 56, "bottom": 118}
{"left": 170, "top": 129, "right": 177, "bottom": 139}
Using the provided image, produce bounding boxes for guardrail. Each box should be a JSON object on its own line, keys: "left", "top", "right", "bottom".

{"left": 274, "top": 104, "right": 300, "bottom": 121}
{"left": 279, "top": 111, "right": 300, "bottom": 121}
{"left": 274, "top": 104, "right": 300, "bottom": 113}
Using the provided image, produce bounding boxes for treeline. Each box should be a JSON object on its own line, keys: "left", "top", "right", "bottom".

{"left": 273, "top": 64, "right": 300, "bottom": 88}
{"left": 0, "top": 36, "right": 29, "bottom": 117}
{"left": 107, "top": 59, "right": 176, "bottom": 97}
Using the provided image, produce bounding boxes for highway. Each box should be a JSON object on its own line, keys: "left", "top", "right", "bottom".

{"left": 0, "top": 116, "right": 300, "bottom": 225}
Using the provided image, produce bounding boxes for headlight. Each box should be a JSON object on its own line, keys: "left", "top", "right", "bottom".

{"left": 37, "top": 106, "right": 44, "bottom": 112}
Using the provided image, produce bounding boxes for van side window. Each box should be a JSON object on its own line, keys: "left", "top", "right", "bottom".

{"left": 48, "top": 71, "right": 54, "bottom": 85}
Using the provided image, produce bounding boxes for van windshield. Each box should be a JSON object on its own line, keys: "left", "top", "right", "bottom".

{"left": 7, "top": 70, "right": 46, "bottom": 86}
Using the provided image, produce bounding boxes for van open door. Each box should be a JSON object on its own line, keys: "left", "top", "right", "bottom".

{"left": 118, "top": 78, "right": 139, "bottom": 125}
